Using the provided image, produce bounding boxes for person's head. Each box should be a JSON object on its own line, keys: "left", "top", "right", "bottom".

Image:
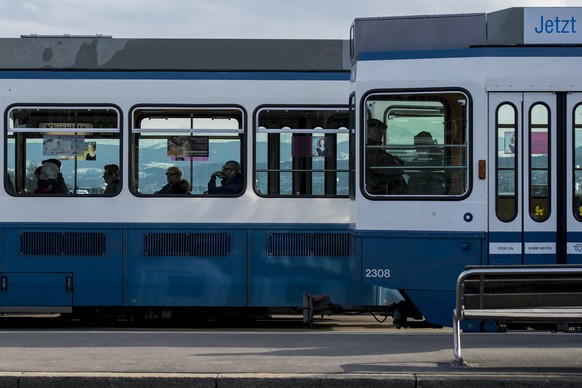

{"left": 103, "top": 164, "right": 120, "bottom": 184}
{"left": 317, "top": 138, "right": 326, "bottom": 147}
{"left": 88, "top": 142, "right": 97, "bottom": 152}
{"left": 39, "top": 162, "right": 59, "bottom": 181}
{"left": 367, "top": 119, "right": 387, "bottom": 145}
{"left": 414, "top": 131, "right": 435, "bottom": 150}
{"left": 165, "top": 166, "right": 183, "bottom": 183}
{"left": 222, "top": 160, "right": 241, "bottom": 179}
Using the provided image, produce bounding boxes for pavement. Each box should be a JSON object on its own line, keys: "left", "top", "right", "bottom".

{"left": 0, "top": 314, "right": 579, "bottom": 387}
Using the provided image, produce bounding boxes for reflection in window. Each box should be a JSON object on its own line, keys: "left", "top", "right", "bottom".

{"left": 6, "top": 107, "right": 121, "bottom": 196}
{"left": 574, "top": 104, "right": 582, "bottom": 221}
{"left": 363, "top": 92, "right": 468, "bottom": 197}
{"left": 496, "top": 103, "right": 518, "bottom": 222}
{"left": 131, "top": 108, "right": 244, "bottom": 196}
{"left": 529, "top": 103, "right": 550, "bottom": 222}
{"left": 255, "top": 107, "right": 349, "bottom": 197}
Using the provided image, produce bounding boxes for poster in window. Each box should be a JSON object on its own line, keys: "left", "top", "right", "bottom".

{"left": 43, "top": 135, "right": 85, "bottom": 157}
{"left": 83, "top": 141, "right": 97, "bottom": 161}
{"left": 312, "top": 136, "right": 332, "bottom": 157}
{"left": 168, "top": 136, "right": 209, "bottom": 161}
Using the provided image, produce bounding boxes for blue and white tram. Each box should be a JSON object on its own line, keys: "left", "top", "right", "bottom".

{"left": 0, "top": 37, "right": 387, "bottom": 320}
{"left": 351, "top": 7, "right": 582, "bottom": 326}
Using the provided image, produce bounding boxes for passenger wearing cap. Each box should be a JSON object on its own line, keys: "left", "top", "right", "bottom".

{"left": 365, "top": 118, "right": 407, "bottom": 195}
{"left": 41, "top": 159, "right": 69, "bottom": 193}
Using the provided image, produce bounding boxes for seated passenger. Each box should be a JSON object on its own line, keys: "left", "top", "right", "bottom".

{"left": 155, "top": 166, "right": 190, "bottom": 195}
{"left": 41, "top": 158, "right": 68, "bottom": 193}
{"left": 365, "top": 119, "right": 407, "bottom": 194}
{"left": 207, "top": 160, "right": 243, "bottom": 195}
{"left": 410, "top": 131, "right": 442, "bottom": 166}
{"left": 34, "top": 162, "right": 64, "bottom": 194}
{"left": 103, "top": 164, "right": 121, "bottom": 195}
{"left": 408, "top": 131, "right": 445, "bottom": 195}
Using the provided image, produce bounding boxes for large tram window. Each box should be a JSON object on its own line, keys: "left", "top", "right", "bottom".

{"left": 363, "top": 92, "right": 468, "bottom": 198}
{"left": 6, "top": 107, "right": 121, "bottom": 196}
{"left": 130, "top": 107, "right": 244, "bottom": 196}
{"left": 529, "top": 103, "right": 550, "bottom": 222}
{"left": 496, "top": 103, "right": 518, "bottom": 222}
{"left": 254, "top": 107, "right": 349, "bottom": 197}
{"left": 574, "top": 104, "right": 582, "bottom": 221}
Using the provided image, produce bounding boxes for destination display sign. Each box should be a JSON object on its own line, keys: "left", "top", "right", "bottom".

{"left": 524, "top": 7, "right": 581, "bottom": 44}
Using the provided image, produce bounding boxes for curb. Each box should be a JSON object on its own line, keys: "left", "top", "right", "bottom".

{"left": 1, "top": 372, "right": 582, "bottom": 388}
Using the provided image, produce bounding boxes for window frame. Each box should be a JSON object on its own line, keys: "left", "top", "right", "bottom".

{"left": 495, "top": 101, "right": 519, "bottom": 222}
{"left": 360, "top": 89, "right": 471, "bottom": 200}
{"left": 129, "top": 105, "right": 246, "bottom": 197}
{"left": 253, "top": 104, "right": 350, "bottom": 198}
{"left": 4, "top": 103, "right": 122, "bottom": 197}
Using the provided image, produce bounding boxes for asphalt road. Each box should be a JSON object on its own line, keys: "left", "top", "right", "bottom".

{"left": 0, "top": 315, "right": 580, "bottom": 387}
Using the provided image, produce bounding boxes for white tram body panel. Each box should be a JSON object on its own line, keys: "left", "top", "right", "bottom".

{"left": 352, "top": 55, "right": 488, "bottom": 232}
{"left": 352, "top": 7, "right": 582, "bottom": 325}
{"left": 0, "top": 77, "right": 351, "bottom": 224}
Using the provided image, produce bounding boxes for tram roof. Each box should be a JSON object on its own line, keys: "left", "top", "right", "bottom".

{"left": 0, "top": 37, "right": 350, "bottom": 72}
{"left": 351, "top": 7, "right": 582, "bottom": 62}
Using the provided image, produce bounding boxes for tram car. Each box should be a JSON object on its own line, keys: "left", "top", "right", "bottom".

{"left": 352, "top": 7, "right": 582, "bottom": 326}
{"left": 0, "top": 36, "right": 393, "bottom": 322}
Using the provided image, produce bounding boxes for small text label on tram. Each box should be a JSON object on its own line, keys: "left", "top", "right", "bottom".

{"left": 365, "top": 268, "right": 391, "bottom": 278}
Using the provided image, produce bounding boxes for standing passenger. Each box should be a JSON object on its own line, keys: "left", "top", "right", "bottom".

{"left": 365, "top": 119, "right": 407, "bottom": 194}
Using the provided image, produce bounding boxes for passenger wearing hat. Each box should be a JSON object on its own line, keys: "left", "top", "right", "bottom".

{"left": 34, "top": 162, "right": 62, "bottom": 193}
{"left": 40, "top": 158, "right": 68, "bottom": 193}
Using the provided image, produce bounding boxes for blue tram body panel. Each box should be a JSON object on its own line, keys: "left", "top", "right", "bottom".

{"left": 125, "top": 226, "right": 249, "bottom": 307}
{"left": 0, "top": 225, "right": 123, "bottom": 309}
{"left": 250, "top": 225, "right": 376, "bottom": 307}
{"left": 359, "top": 231, "right": 485, "bottom": 325}
{"left": 360, "top": 232, "right": 485, "bottom": 291}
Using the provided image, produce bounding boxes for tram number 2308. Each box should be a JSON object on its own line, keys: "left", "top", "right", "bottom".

{"left": 365, "top": 268, "right": 391, "bottom": 278}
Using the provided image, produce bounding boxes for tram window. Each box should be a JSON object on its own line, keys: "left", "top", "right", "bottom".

{"left": 130, "top": 107, "right": 244, "bottom": 196}
{"left": 6, "top": 107, "right": 121, "bottom": 196}
{"left": 363, "top": 92, "right": 468, "bottom": 198}
{"left": 574, "top": 104, "right": 582, "bottom": 221}
{"left": 255, "top": 107, "right": 349, "bottom": 197}
{"left": 529, "top": 103, "right": 550, "bottom": 222}
{"left": 496, "top": 103, "right": 518, "bottom": 222}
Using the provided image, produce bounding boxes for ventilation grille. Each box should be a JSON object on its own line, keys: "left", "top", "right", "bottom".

{"left": 144, "top": 232, "right": 231, "bottom": 256}
{"left": 20, "top": 232, "right": 107, "bottom": 256}
{"left": 268, "top": 233, "right": 351, "bottom": 257}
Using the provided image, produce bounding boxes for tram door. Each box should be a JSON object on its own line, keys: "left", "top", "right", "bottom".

{"left": 488, "top": 92, "right": 561, "bottom": 265}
